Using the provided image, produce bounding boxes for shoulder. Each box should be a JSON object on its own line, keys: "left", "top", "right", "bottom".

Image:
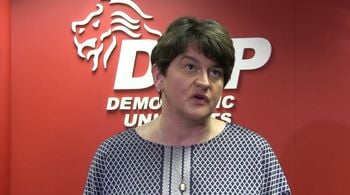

{"left": 96, "top": 128, "right": 138, "bottom": 154}
{"left": 225, "top": 123, "right": 268, "bottom": 143}
{"left": 222, "top": 123, "right": 272, "bottom": 150}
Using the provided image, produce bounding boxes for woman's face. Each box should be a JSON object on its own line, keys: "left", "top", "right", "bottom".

{"left": 153, "top": 46, "right": 224, "bottom": 122}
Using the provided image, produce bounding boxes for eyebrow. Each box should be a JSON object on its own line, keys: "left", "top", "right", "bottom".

{"left": 180, "top": 54, "right": 220, "bottom": 68}
{"left": 180, "top": 54, "right": 199, "bottom": 63}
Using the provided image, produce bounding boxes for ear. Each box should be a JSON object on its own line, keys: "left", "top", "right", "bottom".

{"left": 152, "top": 64, "right": 164, "bottom": 92}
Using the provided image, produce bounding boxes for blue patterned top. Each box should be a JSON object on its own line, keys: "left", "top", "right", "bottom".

{"left": 84, "top": 123, "right": 291, "bottom": 194}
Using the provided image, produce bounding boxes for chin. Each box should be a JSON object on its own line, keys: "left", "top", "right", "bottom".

{"left": 185, "top": 110, "right": 213, "bottom": 122}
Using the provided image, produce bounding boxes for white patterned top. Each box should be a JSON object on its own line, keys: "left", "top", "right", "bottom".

{"left": 84, "top": 123, "right": 291, "bottom": 194}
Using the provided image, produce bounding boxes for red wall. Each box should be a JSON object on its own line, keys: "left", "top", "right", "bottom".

{"left": 293, "top": 1, "right": 350, "bottom": 194}
{"left": 0, "top": 0, "right": 11, "bottom": 194}
{"left": 2, "top": 0, "right": 350, "bottom": 194}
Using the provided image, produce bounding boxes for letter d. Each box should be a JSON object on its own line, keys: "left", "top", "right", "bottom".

{"left": 113, "top": 39, "right": 157, "bottom": 90}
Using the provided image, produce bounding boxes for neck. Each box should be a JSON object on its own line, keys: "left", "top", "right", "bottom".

{"left": 155, "top": 115, "right": 223, "bottom": 146}
{"left": 136, "top": 113, "right": 226, "bottom": 146}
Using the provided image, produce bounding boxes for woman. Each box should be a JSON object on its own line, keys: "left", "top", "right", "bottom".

{"left": 84, "top": 16, "right": 291, "bottom": 194}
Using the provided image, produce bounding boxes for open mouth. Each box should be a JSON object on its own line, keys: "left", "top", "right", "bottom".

{"left": 193, "top": 94, "right": 209, "bottom": 102}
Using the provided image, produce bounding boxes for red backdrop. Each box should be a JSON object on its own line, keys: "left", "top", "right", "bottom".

{"left": 0, "top": 0, "right": 11, "bottom": 195}
{"left": 1, "top": 0, "right": 350, "bottom": 194}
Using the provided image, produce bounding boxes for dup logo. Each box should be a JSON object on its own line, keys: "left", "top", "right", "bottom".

{"left": 70, "top": 0, "right": 272, "bottom": 126}
{"left": 71, "top": 0, "right": 161, "bottom": 90}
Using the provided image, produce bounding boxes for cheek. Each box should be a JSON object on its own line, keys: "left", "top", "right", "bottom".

{"left": 167, "top": 76, "right": 190, "bottom": 90}
{"left": 163, "top": 76, "right": 185, "bottom": 95}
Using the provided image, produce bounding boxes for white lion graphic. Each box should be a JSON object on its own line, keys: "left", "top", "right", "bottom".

{"left": 71, "top": 0, "right": 162, "bottom": 71}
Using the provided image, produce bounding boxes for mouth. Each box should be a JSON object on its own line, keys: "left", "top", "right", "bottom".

{"left": 192, "top": 94, "right": 209, "bottom": 104}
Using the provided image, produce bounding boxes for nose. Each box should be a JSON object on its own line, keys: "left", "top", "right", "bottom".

{"left": 195, "top": 72, "right": 210, "bottom": 89}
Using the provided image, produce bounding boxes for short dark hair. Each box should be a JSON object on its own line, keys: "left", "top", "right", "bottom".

{"left": 151, "top": 16, "right": 235, "bottom": 86}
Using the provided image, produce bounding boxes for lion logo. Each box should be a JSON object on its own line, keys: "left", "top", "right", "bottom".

{"left": 71, "top": 0, "right": 162, "bottom": 72}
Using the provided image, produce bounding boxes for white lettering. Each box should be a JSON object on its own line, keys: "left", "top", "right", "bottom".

{"left": 114, "top": 39, "right": 157, "bottom": 90}
{"left": 106, "top": 97, "right": 120, "bottom": 110}
{"left": 149, "top": 96, "right": 162, "bottom": 110}
{"left": 106, "top": 96, "right": 162, "bottom": 111}
{"left": 124, "top": 113, "right": 160, "bottom": 127}
{"left": 120, "top": 96, "right": 133, "bottom": 110}
{"left": 138, "top": 113, "right": 156, "bottom": 125}
{"left": 211, "top": 112, "right": 232, "bottom": 123}
{"left": 220, "top": 112, "right": 232, "bottom": 123}
{"left": 216, "top": 95, "right": 236, "bottom": 109}
{"left": 222, "top": 95, "right": 235, "bottom": 109}
{"left": 133, "top": 96, "right": 149, "bottom": 110}
{"left": 124, "top": 113, "right": 137, "bottom": 127}
{"left": 226, "top": 37, "right": 272, "bottom": 89}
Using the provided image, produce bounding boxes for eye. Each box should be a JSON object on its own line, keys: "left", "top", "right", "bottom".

{"left": 209, "top": 68, "right": 223, "bottom": 79}
{"left": 185, "top": 64, "right": 195, "bottom": 71}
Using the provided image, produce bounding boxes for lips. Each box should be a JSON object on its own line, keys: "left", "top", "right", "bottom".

{"left": 192, "top": 93, "right": 209, "bottom": 104}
